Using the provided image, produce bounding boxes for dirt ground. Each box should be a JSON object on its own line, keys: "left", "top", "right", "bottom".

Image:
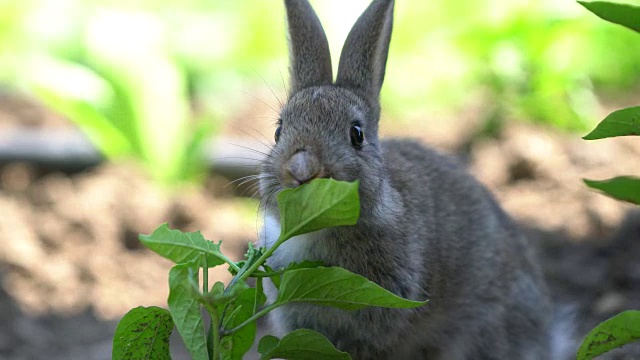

{"left": 0, "top": 92, "right": 639, "bottom": 359}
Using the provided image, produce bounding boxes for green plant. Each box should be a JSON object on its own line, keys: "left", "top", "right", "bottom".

{"left": 583, "top": 104, "right": 640, "bottom": 204}
{"left": 577, "top": 310, "right": 640, "bottom": 360}
{"left": 382, "top": 0, "right": 640, "bottom": 133}
{"left": 6, "top": 0, "right": 640, "bottom": 139}
{"left": 580, "top": 0, "right": 640, "bottom": 205}
{"left": 26, "top": 9, "right": 214, "bottom": 186}
{"left": 577, "top": 2, "right": 640, "bottom": 359}
{"left": 112, "top": 178, "right": 427, "bottom": 360}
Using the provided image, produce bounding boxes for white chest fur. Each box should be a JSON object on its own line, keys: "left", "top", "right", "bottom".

{"left": 258, "top": 213, "right": 327, "bottom": 270}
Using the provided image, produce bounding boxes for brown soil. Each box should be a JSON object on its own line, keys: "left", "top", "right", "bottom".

{"left": 1, "top": 92, "right": 639, "bottom": 359}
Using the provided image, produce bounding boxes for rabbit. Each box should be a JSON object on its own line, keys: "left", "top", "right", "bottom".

{"left": 257, "top": 0, "right": 553, "bottom": 359}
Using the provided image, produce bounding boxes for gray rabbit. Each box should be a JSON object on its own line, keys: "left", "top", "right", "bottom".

{"left": 257, "top": 0, "right": 553, "bottom": 358}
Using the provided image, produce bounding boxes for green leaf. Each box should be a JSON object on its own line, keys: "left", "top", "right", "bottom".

{"left": 205, "top": 281, "right": 248, "bottom": 308}
{"left": 112, "top": 306, "right": 173, "bottom": 360}
{"left": 583, "top": 106, "right": 640, "bottom": 140}
{"left": 211, "top": 281, "right": 225, "bottom": 296}
{"left": 277, "top": 179, "right": 360, "bottom": 241}
{"left": 35, "top": 87, "right": 131, "bottom": 159}
{"left": 140, "top": 224, "right": 228, "bottom": 267}
{"left": 28, "top": 59, "right": 132, "bottom": 158}
{"left": 584, "top": 177, "right": 640, "bottom": 205}
{"left": 277, "top": 267, "right": 427, "bottom": 311}
{"left": 260, "top": 261, "right": 324, "bottom": 290}
{"left": 179, "top": 116, "right": 218, "bottom": 182}
{"left": 257, "top": 335, "right": 280, "bottom": 355}
{"left": 262, "top": 264, "right": 281, "bottom": 289}
{"left": 256, "top": 277, "right": 267, "bottom": 310}
{"left": 258, "top": 329, "right": 351, "bottom": 360}
{"left": 577, "top": 310, "right": 640, "bottom": 360}
{"left": 168, "top": 259, "right": 208, "bottom": 360}
{"left": 220, "top": 287, "right": 259, "bottom": 360}
{"left": 579, "top": 1, "right": 640, "bottom": 33}
{"left": 284, "top": 260, "right": 325, "bottom": 271}
{"left": 85, "top": 13, "right": 192, "bottom": 184}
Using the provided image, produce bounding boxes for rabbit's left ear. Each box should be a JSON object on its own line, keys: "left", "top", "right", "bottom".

{"left": 336, "top": 0, "right": 394, "bottom": 103}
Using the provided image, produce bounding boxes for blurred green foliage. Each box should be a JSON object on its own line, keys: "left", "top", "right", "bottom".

{"left": 0, "top": 0, "right": 288, "bottom": 186}
{"left": 386, "top": 0, "right": 640, "bottom": 131}
{"left": 578, "top": 3, "right": 640, "bottom": 358}
{"left": 579, "top": 0, "right": 640, "bottom": 207}
{"left": 1, "top": 0, "right": 640, "bottom": 180}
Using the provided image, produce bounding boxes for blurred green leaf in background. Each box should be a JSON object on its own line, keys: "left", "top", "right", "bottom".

{"left": 387, "top": 0, "right": 640, "bottom": 131}
{"left": 3, "top": 0, "right": 640, "bottom": 185}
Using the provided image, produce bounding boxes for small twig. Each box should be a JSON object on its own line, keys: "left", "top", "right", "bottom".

{"left": 202, "top": 252, "right": 209, "bottom": 294}
{"left": 218, "top": 253, "right": 241, "bottom": 273}
{"left": 222, "top": 303, "right": 280, "bottom": 336}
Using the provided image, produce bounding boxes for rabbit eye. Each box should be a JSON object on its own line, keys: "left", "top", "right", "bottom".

{"left": 274, "top": 125, "right": 282, "bottom": 143}
{"left": 350, "top": 123, "right": 364, "bottom": 149}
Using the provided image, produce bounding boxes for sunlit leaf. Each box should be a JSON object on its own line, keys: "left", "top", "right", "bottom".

{"left": 277, "top": 267, "right": 427, "bottom": 311}
{"left": 140, "top": 223, "right": 228, "bottom": 266}
{"left": 584, "top": 177, "right": 640, "bottom": 205}
{"left": 579, "top": 1, "right": 640, "bottom": 33}
{"left": 85, "top": 11, "right": 192, "bottom": 184}
{"left": 258, "top": 329, "right": 351, "bottom": 360}
{"left": 179, "top": 116, "right": 217, "bottom": 182}
{"left": 583, "top": 106, "right": 640, "bottom": 140}
{"left": 277, "top": 179, "right": 360, "bottom": 241}
{"left": 112, "top": 306, "right": 173, "bottom": 360}
{"left": 577, "top": 310, "right": 640, "bottom": 360}
{"left": 28, "top": 59, "right": 131, "bottom": 158}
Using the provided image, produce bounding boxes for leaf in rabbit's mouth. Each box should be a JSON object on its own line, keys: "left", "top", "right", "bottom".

{"left": 276, "top": 178, "right": 360, "bottom": 240}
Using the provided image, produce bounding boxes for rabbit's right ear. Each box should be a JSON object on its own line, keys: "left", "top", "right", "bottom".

{"left": 336, "top": 0, "right": 394, "bottom": 104}
{"left": 284, "top": 0, "right": 333, "bottom": 94}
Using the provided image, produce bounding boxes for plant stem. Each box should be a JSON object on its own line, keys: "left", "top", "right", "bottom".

{"left": 219, "top": 253, "right": 241, "bottom": 272}
{"left": 221, "top": 234, "right": 293, "bottom": 336}
{"left": 208, "top": 304, "right": 221, "bottom": 360}
{"left": 235, "top": 235, "right": 285, "bottom": 285}
{"left": 229, "top": 222, "right": 309, "bottom": 295}
{"left": 223, "top": 302, "right": 280, "bottom": 335}
{"left": 202, "top": 252, "right": 209, "bottom": 294}
{"left": 202, "top": 252, "right": 215, "bottom": 359}
{"left": 250, "top": 270, "right": 283, "bottom": 278}
{"left": 225, "top": 248, "right": 257, "bottom": 293}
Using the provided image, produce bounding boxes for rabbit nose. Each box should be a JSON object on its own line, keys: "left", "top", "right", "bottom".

{"left": 286, "top": 150, "right": 320, "bottom": 186}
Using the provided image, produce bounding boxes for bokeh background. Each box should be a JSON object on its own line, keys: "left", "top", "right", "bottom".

{"left": 1, "top": 0, "right": 640, "bottom": 358}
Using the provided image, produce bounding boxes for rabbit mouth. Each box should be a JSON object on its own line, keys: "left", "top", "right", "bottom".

{"left": 283, "top": 168, "right": 331, "bottom": 188}
{"left": 281, "top": 149, "right": 328, "bottom": 188}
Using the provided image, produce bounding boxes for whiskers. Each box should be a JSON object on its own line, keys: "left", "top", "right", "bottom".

{"left": 252, "top": 67, "right": 285, "bottom": 110}
{"left": 213, "top": 66, "right": 287, "bottom": 241}
{"left": 218, "top": 139, "right": 283, "bottom": 201}
{"left": 224, "top": 173, "right": 265, "bottom": 199}
{"left": 256, "top": 175, "right": 281, "bottom": 212}
{"left": 209, "top": 120, "right": 275, "bottom": 175}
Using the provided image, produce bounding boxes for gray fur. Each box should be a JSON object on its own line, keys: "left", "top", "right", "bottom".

{"left": 284, "top": 0, "right": 333, "bottom": 93}
{"left": 336, "top": 0, "right": 394, "bottom": 103}
{"left": 258, "top": 0, "right": 552, "bottom": 358}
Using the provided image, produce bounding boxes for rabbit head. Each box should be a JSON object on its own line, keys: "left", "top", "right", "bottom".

{"left": 260, "top": 0, "right": 395, "bottom": 216}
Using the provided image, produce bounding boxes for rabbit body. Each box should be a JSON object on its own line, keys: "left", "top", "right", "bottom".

{"left": 258, "top": 1, "right": 552, "bottom": 359}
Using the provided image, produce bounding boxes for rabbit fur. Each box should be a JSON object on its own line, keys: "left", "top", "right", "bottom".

{"left": 257, "top": 0, "right": 552, "bottom": 359}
